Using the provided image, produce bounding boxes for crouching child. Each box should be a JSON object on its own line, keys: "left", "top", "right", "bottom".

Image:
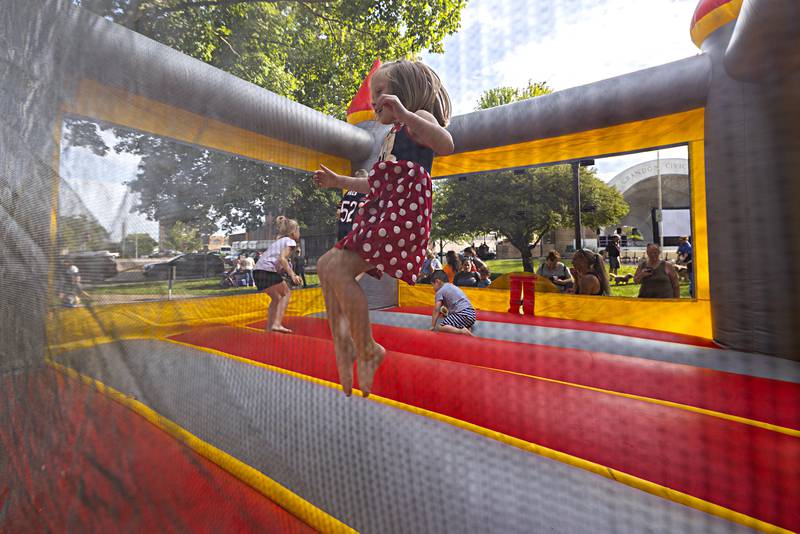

{"left": 431, "top": 270, "right": 476, "bottom": 336}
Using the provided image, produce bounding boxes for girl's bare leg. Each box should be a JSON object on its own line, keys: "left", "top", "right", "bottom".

{"left": 275, "top": 290, "right": 292, "bottom": 332}
{"left": 265, "top": 283, "right": 291, "bottom": 332}
{"left": 322, "top": 248, "right": 385, "bottom": 397}
{"left": 318, "top": 250, "right": 357, "bottom": 395}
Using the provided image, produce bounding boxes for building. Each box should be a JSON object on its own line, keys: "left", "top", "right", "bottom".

{"left": 607, "top": 158, "right": 690, "bottom": 244}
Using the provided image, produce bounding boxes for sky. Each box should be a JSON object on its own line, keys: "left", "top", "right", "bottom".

{"left": 421, "top": 0, "right": 700, "bottom": 181}
{"left": 422, "top": 0, "right": 700, "bottom": 115}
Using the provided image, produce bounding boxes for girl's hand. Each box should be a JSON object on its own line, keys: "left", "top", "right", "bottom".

{"left": 291, "top": 274, "right": 302, "bottom": 286}
{"left": 374, "top": 94, "right": 411, "bottom": 123}
{"left": 313, "top": 164, "right": 340, "bottom": 189}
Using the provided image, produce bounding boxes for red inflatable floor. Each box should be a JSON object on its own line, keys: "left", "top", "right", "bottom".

{"left": 171, "top": 325, "right": 800, "bottom": 532}
{"left": 0, "top": 368, "right": 316, "bottom": 534}
{"left": 249, "top": 316, "right": 800, "bottom": 431}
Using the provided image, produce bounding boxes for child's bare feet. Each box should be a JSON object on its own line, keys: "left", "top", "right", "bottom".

{"left": 334, "top": 338, "right": 357, "bottom": 396}
{"left": 356, "top": 342, "right": 386, "bottom": 398}
{"left": 268, "top": 325, "right": 293, "bottom": 333}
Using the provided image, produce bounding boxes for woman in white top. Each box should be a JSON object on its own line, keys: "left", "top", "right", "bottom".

{"left": 254, "top": 216, "right": 302, "bottom": 333}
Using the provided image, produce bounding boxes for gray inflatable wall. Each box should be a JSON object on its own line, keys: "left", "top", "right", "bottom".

{"left": 701, "top": 0, "right": 800, "bottom": 359}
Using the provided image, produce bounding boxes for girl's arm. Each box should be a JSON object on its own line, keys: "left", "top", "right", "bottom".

{"left": 432, "top": 299, "right": 443, "bottom": 329}
{"left": 375, "top": 95, "right": 454, "bottom": 155}
{"left": 279, "top": 246, "right": 302, "bottom": 284}
{"left": 403, "top": 110, "right": 454, "bottom": 155}
{"left": 313, "top": 164, "right": 371, "bottom": 193}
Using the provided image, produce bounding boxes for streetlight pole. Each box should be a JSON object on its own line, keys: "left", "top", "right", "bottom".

{"left": 657, "top": 150, "right": 664, "bottom": 248}
{"left": 572, "top": 159, "right": 595, "bottom": 252}
{"left": 572, "top": 162, "right": 582, "bottom": 251}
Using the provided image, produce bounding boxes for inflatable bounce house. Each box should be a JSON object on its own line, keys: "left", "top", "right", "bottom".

{"left": 2, "top": 0, "right": 799, "bottom": 532}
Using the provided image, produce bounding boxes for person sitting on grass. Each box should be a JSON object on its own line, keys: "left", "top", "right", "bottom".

{"left": 430, "top": 270, "right": 476, "bottom": 336}
{"left": 477, "top": 266, "right": 492, "bottom": 288}
{"left": 453, "top": 258, "right": 480, "bottom": 287}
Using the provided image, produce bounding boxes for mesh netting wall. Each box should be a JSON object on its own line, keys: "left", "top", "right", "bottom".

{"left": 2, "top": 1, "right": 799, "bottom": 533}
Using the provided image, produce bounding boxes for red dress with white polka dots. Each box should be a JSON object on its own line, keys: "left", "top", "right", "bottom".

{"left": 335, "top": 124, "right": 433, "bottom": 285}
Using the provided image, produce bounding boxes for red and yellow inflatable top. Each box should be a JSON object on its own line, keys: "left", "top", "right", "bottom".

{"left": 690, "top": 0, "right": 743, "bottom": 47}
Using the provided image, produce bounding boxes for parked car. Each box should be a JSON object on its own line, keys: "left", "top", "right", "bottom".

{"left": 148, "top": 249, "right": 179, "bottom": 258}
{"left": 63, "top": 252, "right": 118, "bottom": 282}
{"left": 143, "top": 253, "right": 225, "bottom": 279}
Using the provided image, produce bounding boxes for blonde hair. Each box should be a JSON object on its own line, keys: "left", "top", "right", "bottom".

{"left": 379, "top": 60, "right": 451, "bottom": 127}
{"left": 275, "top": 215, "right": 299, "bottom": 237}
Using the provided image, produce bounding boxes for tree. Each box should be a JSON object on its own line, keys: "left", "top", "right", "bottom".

{"left": 57, "top": 214, "right": 111, "bottom": 253}
{"left": 120, "top": 233, "right": 157, "bottom": 257}
{"left": 72, "top": 0, "right": 468, "bottom": 119}
{"left": 476, "top": 80, "right": 552, "bottom": 110}
{"left": 436, "top": 166, "right": 628, "bottom": 272}
{"left": 63, "top": 118, "right": 340, "bottom": 239}
{"left": 162, "top": 220, "right": 203, "bottom": 252}
{"left": 66, "top": 1, "right": 467, "bottom": 237}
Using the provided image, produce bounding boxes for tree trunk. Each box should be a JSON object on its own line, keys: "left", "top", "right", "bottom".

{"left": 508, "top": 236, "right": 534, "bottom": 272}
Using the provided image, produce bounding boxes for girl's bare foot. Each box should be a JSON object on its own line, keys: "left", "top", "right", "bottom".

{"left": 356, "top": 343, "right": 386, "bottom": 398}
{"left": 334, "top": 338, "right": 357, "bottom": 396}
{"left": 269, "top": 326, "right": 293, "bottom": 333}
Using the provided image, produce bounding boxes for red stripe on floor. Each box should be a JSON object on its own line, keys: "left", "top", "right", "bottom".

{"left": 385, "top": 306, "right": 719, "bottom": 348}
{"left": 171, "top": 326, "right": 800, "bottom": 532}
{"left": 0, "top": 368, "right": 316, "bottom": 534}
{"left": 249, "top": 317, "right": 800, "bottom": 431}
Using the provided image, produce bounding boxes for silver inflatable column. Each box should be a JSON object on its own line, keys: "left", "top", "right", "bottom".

{"left": 702, "top": 0, "right": 800, "bottom": 359}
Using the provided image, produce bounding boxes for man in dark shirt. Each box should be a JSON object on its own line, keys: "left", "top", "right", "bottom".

{"left": 677, "top": 235, "right": 693, "bottom": 296}
{"left": 605, "top": 234, "right": 621, "bottom": 275}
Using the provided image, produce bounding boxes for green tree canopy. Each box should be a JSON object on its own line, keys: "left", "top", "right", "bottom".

{"left": 162, "top": 220, "right": 203, "bottom": 252}
{"left": 64, "top": 117, "right": 340, "bottom": 241}
{"left": 66, "top": 0, "right": 467, "bottom": 239}
{"left": 120, "top": 232, "right": 158, "bottom": 257}
{"left": 57, "top": 214, "right": 111, "bottom": 253}
{"left": 435, "top": 167, "right": 628, "bottom": 272}
{"left": 73, "top": 0, "right": 468, "bottom": 119}
{"left": 476, "top": 80, "right": 552, "bottom": 110}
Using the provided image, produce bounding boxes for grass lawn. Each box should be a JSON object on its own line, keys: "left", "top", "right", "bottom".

{"left": 89, "top": 273, "right": 321, "bottom": 298}
{"left": 87, "top": 265, "right": 689, "bottom": 300}
{"left": 485, "top": 258, "right": 690, "bottom": 298}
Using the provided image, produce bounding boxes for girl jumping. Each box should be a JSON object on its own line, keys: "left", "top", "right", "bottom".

{"left": 253, "top": 216, "right": 303, "bottom": 333}
{"left": 314, "top": 59, "right": 453, "bottom": 397}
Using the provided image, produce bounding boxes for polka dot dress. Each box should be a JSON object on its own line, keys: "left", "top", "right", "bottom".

{"left": 336, "top": 143, "right": 433, "bottom": 285}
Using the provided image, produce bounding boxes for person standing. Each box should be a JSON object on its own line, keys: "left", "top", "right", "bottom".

{"left": 240, "top": 253, "right": 255, "bottom": 287}
{"left": 676, "top": 235, "right": 693, "bottom": 296}
{"left": 635, "top": 243, "right": 680, "bottom": 298}
{"left": 292, "top": 247, "right": 307, "bottom": 287}
{"left": 605, "top": 234, "right": 621, "bottom": 275}
{"left": 253, "top": 216, "right": 303, "bottom": 332}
